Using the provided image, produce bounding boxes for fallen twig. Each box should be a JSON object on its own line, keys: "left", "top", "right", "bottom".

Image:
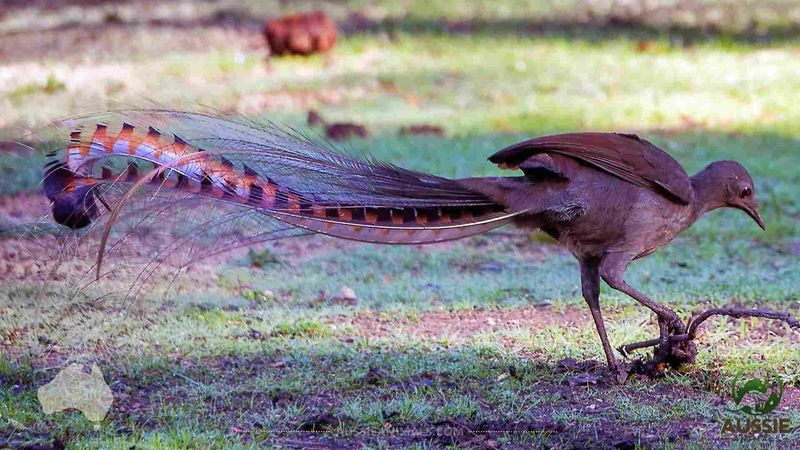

{"left": 686, "top": 307, "right": 800, "bottom": 338}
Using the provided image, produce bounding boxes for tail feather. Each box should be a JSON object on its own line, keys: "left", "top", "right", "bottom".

{"left": 271, "top": 205, "right": 522, "bottom": 245}
{"left": 45, "top": 110, "right": 519, "bottom": 255}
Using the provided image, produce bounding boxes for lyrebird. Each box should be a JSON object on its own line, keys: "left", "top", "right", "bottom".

{"left": 46, "top": 111, "right": 794, "bottom": 379}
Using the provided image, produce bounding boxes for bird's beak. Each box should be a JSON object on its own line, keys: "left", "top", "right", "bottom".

{"left": 742, "top": 205, "right": 765, "bottom": 230}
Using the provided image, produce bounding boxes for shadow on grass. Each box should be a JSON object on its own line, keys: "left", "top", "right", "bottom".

{"left": 346, "top": 16, "right": 800, "bottom": 47}
{"left": 2, "top": 342, "right": 732, "bottom": 449}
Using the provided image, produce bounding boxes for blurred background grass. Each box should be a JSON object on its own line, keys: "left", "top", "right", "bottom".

{"left": 4, "top": 0, "right": 800, "bottom": 134}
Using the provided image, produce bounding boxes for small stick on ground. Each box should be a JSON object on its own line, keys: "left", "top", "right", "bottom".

{"left": 685, "top": 307, "right": 800, "bottom": 338}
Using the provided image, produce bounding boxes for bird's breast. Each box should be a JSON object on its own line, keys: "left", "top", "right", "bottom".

{"left": 634, "top": 203, "right": 694, "bottom": 259}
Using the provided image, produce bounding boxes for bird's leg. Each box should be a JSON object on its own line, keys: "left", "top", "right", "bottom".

{"left": 600, "top": 253, "right": 695, "bottom": 370}
{"left": 600, "top": 253, "right": 683, "bottom": 333}
{"left": 580, "top": 259, "right": 617, "bottom": 370}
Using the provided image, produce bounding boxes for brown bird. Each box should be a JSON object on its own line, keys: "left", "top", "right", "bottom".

{"left": 44, "top": 112, "right": 770, "bottom": 376}
{"left": 471, "top": 133, "right": 765, "bottom": 372}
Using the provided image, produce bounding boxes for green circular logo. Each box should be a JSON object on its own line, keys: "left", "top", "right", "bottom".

{"left": 729, "top": 371, "right": 785, "bottom": 416}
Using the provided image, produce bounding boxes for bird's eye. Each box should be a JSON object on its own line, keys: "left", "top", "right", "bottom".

{"left": 739, "top": 187, "right": 752, "bottom": 198}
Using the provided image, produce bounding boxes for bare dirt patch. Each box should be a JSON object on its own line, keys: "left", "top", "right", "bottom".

{"left": 0, "top": 0, "right": 264, "bottom": 64}
{"left": 336, "top": 304, "right": 588, "bottom": 343}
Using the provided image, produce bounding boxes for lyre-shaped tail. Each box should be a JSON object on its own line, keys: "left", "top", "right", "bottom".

{"left": 44, "top": 111, "right": 521, "bottom": 263}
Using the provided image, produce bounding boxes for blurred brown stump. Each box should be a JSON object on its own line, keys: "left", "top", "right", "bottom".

{"left": 264, "top": 11, "right": 337, "bottom": 57}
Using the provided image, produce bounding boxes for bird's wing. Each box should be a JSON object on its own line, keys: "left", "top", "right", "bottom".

{"left": 488, "top": 132, "right": 693, "bottom": 204}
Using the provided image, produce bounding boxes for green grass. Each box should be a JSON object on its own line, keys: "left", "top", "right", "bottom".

{"left": 2, "top": 1, "right": 800, "bottom": 448}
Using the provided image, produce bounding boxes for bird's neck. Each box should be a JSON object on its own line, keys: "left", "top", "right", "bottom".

{"left": 690, "top": 169, "right": 727, "bottom": 220}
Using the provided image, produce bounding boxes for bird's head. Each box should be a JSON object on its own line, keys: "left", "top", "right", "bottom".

{"left": 701, "top": 160, "right": 764, "bottom": 230}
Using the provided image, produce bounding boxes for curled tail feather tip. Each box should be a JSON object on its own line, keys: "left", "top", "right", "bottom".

{"left": 43, "top": 162, "right": 97, "bottom": 229}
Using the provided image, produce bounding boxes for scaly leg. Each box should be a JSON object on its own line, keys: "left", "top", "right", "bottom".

{"left": 600, "top": 252, "right": 683, "bottom": 334}
{"left": 600, "top": 252, "right": 695, "bottom": 368}
{"left": 580, "top": 258, "right": 617, "bottom": 369}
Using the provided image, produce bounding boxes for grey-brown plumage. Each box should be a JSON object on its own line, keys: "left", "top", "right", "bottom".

{"left": 461, "top": 132, "right": 764, "bottom": 372}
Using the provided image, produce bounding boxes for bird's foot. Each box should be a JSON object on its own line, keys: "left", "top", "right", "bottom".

{"left": 604, "top": 362, "right": 634, "bottom": 385}
{"left": 619, "top": 306, "right": 800, "bottom": 377}
{"left": 656, "top": 336, "right": 697, "bottom": 370}
{"left": 655, "top": 317, "right": 695, "bottom": 370}
{"left": 617, "top": 332, "right": 697, "bottom": 377}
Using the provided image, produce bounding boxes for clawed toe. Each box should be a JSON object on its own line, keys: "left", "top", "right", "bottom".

{"left": 604, "top": 362, "right": 633, "bottom": 385}
{"left": 617, "top": 331, "right": 698, "bottom": 377}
